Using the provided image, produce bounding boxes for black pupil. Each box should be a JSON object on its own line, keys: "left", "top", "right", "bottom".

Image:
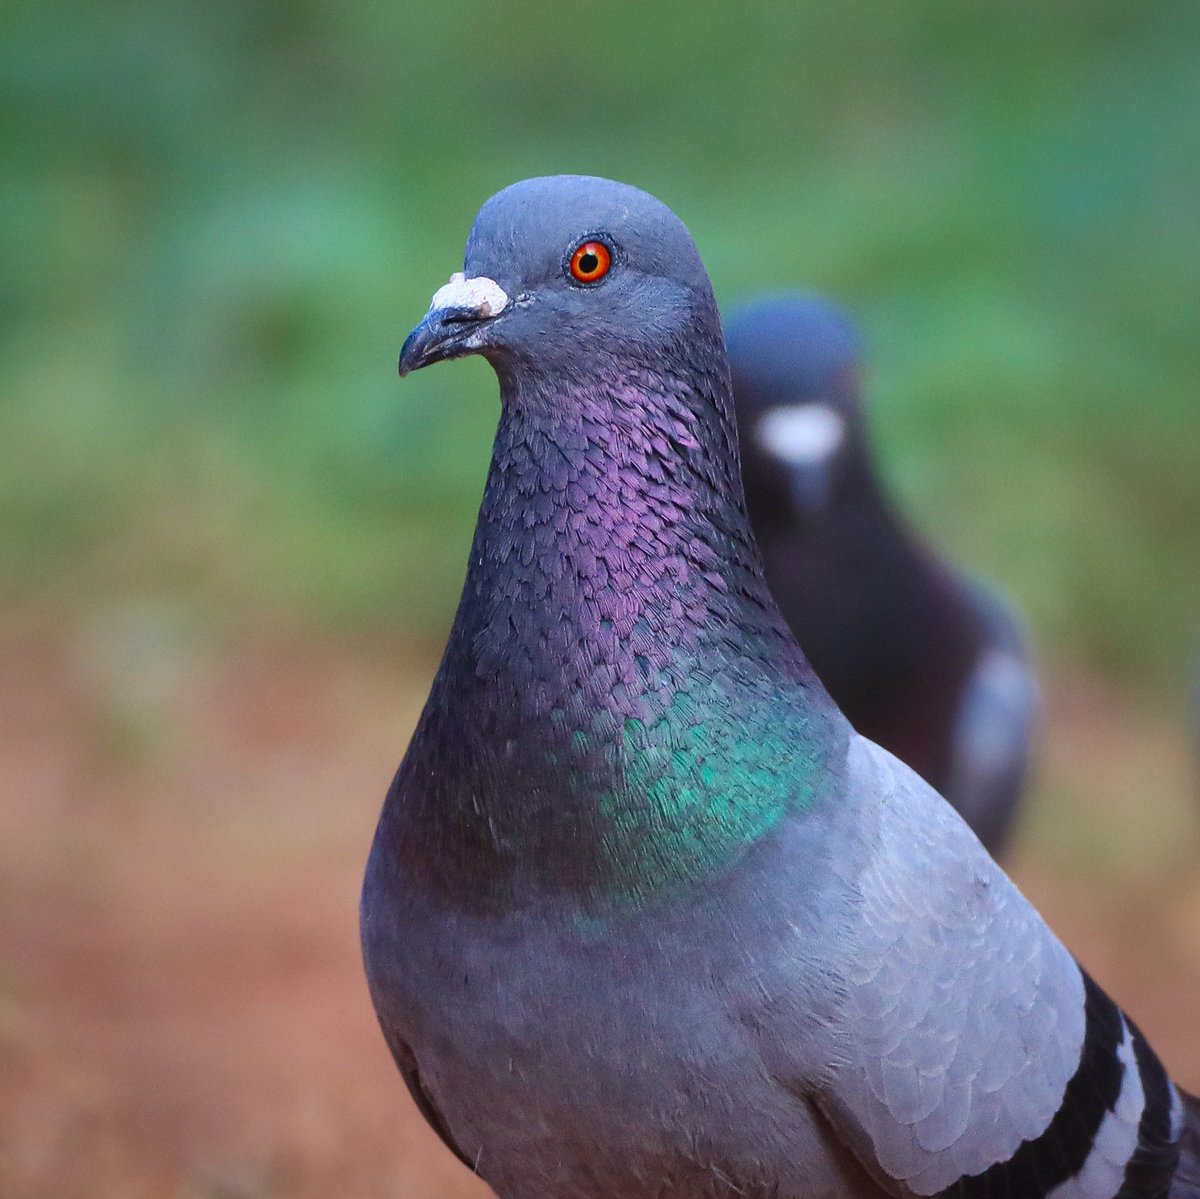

{"left": 578, "top": 251, "right": 599, "bottom": 275}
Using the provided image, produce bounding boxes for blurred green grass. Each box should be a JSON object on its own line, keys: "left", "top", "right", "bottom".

{"left": 2, "top": 0, "right": 1197, "bottom": 687}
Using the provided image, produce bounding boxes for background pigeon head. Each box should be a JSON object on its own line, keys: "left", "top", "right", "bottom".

{"left": 725, "top": 293, "right": 865, "bottom": 522}
{"left": 399, "top": 175, "right": 723, "bottom": 392}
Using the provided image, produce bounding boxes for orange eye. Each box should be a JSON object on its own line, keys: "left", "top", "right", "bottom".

{"left": 569, "top": 240, "right": 611, "bottom": 283}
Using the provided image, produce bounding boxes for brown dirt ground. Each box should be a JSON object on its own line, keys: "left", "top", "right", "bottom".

{"left": 1, "top": 628, "right": 1198, "bottom": 1198}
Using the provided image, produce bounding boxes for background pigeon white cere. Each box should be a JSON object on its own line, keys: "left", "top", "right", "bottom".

{"left": 725, "top": 293, "right": 1037, "bottom": 856}
{"left": 362, "top": 175, "right": 1200, "bottom": 1199}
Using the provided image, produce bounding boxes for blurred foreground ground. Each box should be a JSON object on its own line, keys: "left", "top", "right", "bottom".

{"left": 1, "top": 629, "right": 1198, "bottom": 1199}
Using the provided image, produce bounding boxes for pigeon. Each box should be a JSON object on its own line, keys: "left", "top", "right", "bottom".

{"left": 362, "top": 175, "right": 1199, "bottom": 1199}
{"left": 724, "top": 293, "right": 1036, "bottom": 856}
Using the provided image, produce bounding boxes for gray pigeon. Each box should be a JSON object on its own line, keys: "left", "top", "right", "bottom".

{"left": 361, "top": 175, "right": 1199, "bottom": 1199}
{"left": 725, "top": 294, "right": 1036, "bottom": 855}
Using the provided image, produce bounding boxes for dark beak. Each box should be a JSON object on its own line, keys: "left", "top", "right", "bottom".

{"left": 788, "top": 461, "right": 833, "bottom": 517}
{"left": 398, "top": 306, "right": 489, "bottom": 376}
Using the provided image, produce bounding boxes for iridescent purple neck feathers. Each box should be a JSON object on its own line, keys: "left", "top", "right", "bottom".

{"left": 382, "top": 178, "right": 849, "bottom": 914}
{"left": 387, "top": 357, "right": 845, "bottom": 913}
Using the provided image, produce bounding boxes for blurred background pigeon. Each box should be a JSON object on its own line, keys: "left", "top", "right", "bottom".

{"left": 726, "top": 294, "right": 1037, "bottom": 854}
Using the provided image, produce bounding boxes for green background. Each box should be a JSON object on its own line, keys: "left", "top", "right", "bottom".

{"left": 4, "top": 0, "right": 1198, "bottom": 686}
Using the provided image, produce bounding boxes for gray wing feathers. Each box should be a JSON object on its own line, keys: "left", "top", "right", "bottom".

{"left": 810, "top": 738, "right": 1083, "bottom": 1196}
{"left": 945, "top": 584, "right": 1038, "bottom": 848}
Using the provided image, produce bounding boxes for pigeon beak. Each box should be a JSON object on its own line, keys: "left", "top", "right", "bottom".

{"left": 755, "top": 404, "right": 846, "bottom": 519}
{"left": 787, "top": 461, "right": 833, "bottom": 517}
{"left": 398, "top": 309, "right": 479, "bottom": 375}
{"left": 398, "top": 272, "right": 510, "bottom": 376}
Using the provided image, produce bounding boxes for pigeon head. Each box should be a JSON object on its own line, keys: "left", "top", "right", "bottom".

{"left": 725, "top": 293, "right": 863, "bottom": 521}
{"left": 399, "top": 175, "right": 722, "bottom": 389}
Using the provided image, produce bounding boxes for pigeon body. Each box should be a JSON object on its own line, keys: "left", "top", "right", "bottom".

{"left": 362, "top": 176, "right": 1198, "bottom": 1199}
{"left": 725, "top": 295, "right": 1035, "bottom": 855}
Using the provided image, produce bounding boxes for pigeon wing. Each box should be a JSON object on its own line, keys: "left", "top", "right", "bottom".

{"left": 944, "top": 581, "right": 1038, "bottom": 852}
{"left": 780, "top": 738, "right": 1180, "bottom": 1199}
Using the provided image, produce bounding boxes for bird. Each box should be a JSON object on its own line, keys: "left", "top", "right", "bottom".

{"left": 723, "top": 293, "right": 1037, "bottom": 856}
{"left": 361, "top": 174, "right": 1199, "bottom": 1199}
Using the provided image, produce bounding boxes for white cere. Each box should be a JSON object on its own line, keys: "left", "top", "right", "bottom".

{"left": 756, "top": 404, "right": 846, "bottom": 466}
{"left": 428, "top": 271, "right": 509, "bottom": 318}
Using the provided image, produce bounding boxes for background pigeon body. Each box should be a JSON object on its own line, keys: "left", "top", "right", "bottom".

{"left": 725, "top": 295, "right": 1036, "bottom": 856}
{"left": 362, "top": 176, "right": 1199, "bottom": 1199}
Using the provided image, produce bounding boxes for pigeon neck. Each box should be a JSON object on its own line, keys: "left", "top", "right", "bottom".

{"left": 393, "top": 362, "right": 847, "bottom": 915}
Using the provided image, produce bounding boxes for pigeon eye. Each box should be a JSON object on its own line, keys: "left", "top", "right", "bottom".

{"left": 568, "top": 241, "right": 611, "bottom": 284}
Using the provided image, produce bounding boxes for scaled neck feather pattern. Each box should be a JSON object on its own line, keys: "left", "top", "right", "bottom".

{"left": 388, "top": 335, "right": 848, "bottom": 916}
